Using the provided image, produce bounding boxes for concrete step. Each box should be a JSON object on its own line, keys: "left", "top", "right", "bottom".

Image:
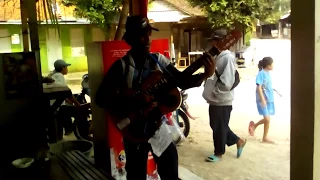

{"left": 179, "top": 166, "right": 203, "bottom": 180}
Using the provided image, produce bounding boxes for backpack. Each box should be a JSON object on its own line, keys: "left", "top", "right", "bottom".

{"left": 120, "top": 53, "right": 160, "bottom": 89}
{"left": 215, "top": 69, "right": 240, "bottom": 90}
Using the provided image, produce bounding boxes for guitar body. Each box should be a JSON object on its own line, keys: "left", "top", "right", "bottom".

{"left": 117, "top": 70, "right": 181, "bottom": 140}
{"left": 140, "top": 70, "right": 182, "bottom": 114}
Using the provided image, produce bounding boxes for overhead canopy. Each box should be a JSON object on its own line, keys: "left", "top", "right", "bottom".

{"left": 279, "top": 13, "right": 291, "bottom": 24}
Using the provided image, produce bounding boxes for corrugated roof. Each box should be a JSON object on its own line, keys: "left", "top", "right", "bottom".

{"left": 0, "top": 0, "right": 75, "bottom": 21}
{"left": 149, "top": 0, "right": 178, "bottom": 12}
{"left": 148, "top": 11, "right": 189, "bottom": 22}
{"left": 162, "top": 0, "right": 205, "bottom": 16}
{"left": 0, "top": 0, "right": 21, "bottom": 20}
{"left": 279, "top": 13, "right": 291, "bottom": 24}
{"left": 280, "top": 13, "right": 290, "bottom": 20}
{"left": 148, "top": 0, "right": 190, "bottom": 22}
{"left": 0, "top": 0, "right": 205, "bottom": 22}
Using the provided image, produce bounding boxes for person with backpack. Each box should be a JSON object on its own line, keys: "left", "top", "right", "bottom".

{"left": 248, "top": 57, "right": 281, "bottom": 143}
{"left": 95, "top": 15, "right": 215, "bottom": 180}
{"left": 203, "top": 30, "right": 246, "bottom": 163}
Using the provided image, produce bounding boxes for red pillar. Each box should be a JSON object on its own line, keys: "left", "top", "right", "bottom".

{"left": 139, "top": 0, "right": 148, "bottom": 17}
{"left": 130, "top": 0, "right": 148, "bottom": 17}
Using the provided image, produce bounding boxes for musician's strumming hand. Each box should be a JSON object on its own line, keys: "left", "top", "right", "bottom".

{"left": 141, "top": 94, "right": 154, "bottom": 103}
{"left": 203, "top": 52, "right": 216, "bottom": 78}
{"left": 140, "top": 94, "right": 158, "bottom": 116}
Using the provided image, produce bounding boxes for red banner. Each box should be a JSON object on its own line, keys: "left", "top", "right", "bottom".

{"left": 101, "top": 41, "right": 130, "bottom": 178}
{"left": 101, "top": 39, "right": 169, "bottom": 179}
{"left": 139, "top": 0, "right": 148, "bottom": 17}
{"left": 149, "top": 39, "right": 169, "bottom": 55}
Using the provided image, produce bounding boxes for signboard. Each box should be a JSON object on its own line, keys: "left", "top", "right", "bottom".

{"left": 101, "top": 41, "right": 129, "bottom": 179}
{"left": 1, "top": 52, "right": 39, "bottom": 100}
{"left": 150, "top": 39, "right": 169, "bottom": 55}
{"left": 11, "top": 34, "right": 20, "bottom": 44}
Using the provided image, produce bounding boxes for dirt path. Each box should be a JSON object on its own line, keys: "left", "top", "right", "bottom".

{"left": 177, "top": 67, "right": 290, "bottom": 180}
{"left": 67, "top": 64, "right": 290, "bottom": 180}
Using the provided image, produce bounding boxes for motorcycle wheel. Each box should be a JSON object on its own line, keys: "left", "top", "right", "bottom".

{"left": 177, "top": 109, "right": 190, "bottom": 138}
{"left": 74, "top": 112, "right": 93, "bottom": 142}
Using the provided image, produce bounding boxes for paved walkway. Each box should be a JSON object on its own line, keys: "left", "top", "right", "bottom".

{"left": 65, "top": 71, "right": 88, "bottom": 80}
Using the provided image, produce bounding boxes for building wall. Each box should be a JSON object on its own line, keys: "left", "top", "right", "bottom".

{"left": 172, "top": 26, "right": 212, "bottom": 59}
{"left": 0, "top": 24, "right": 106, "bottom": 73}
{"left": 151, "top": 22, "right": 209, "bottom": 61}
{"left": 150, "top": 22, "right": 172, "bottom": 53}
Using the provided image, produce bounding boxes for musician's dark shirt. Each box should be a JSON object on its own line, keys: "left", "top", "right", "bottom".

{"left": 96, "top": 53, "right": 205, "bottom": 134}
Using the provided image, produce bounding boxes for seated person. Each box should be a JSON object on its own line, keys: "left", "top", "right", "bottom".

{"left": 48, "top": 59, "right": 82, "bottom": 135}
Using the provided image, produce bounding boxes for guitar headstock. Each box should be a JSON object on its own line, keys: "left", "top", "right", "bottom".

{"left": 183, "top": 29, "right": 242, "bottom": 76}
{"left": 210, "top": 30, "right": 242, "bottom": 55}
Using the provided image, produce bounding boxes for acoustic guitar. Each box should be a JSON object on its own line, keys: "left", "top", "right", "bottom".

{"left": 117, "top": 30, "right": 242, "bottom": 140}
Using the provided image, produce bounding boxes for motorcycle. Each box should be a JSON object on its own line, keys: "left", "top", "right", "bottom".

{"left": 165, "top": 90, "right": 196, "bottom": 145}
{"left": 72, "top": 74, "right": 196, "bottom": 143}
{"left": 176, "top": 90, "right": 196, "bottom": 138}
{"left": 73, "top": 74, "right": 93, "bottom": 141}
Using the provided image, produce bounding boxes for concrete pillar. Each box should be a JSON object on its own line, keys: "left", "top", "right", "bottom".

{"left": 291, "top": 0, "right": 320, "bottom": 179}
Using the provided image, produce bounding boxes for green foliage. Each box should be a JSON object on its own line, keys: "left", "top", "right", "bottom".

{"left": 245, "top": 29, "right": 252, "bottom": 46}
{"left": 263, "top": 0, "right": 290, "bottom": 24}
{"left": 187, "top": 0, "right": 289, "bottom": 28}
{"left": 62, "top": 0, "right": 122, "bottom": 30}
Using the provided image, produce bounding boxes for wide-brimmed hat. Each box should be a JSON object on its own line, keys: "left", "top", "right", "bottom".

{"left": 123, "top": 15, "right": 159, "bottom": 40}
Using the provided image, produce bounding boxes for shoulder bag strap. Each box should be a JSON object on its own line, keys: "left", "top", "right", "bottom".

{"left": 149, "top": 53, "right": 173, "bottom": 76}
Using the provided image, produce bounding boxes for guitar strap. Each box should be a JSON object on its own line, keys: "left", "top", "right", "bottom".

{"left": 149, "top": 53, "right": 173, "bottom": 77}
{"left": 121, "top": 53, "right": 173, "bottom": 88}
{"left": 121, "top": 56, "right": 131, "bottom": 88}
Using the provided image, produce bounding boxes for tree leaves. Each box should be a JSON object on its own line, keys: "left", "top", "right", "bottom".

{"left": 187, "top": 0, "right": 289, "bottom": 29}
{"left": 62, "top": 0, "right": 122, "bottom": 30}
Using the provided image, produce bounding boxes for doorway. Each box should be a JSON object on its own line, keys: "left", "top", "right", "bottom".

{"left": 46, "top": 28, "right": 63, "bottom": 71}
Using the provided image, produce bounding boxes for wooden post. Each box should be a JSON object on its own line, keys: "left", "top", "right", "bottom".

{"left": 26, "top": 0, "right": 43, "bottom": 90}
{"left": 26, "top": 0, "right": 40, "bottom": 51}
{"left": 20, "top": 0, "right": 29, "bottom": 52}
{"left": 291, "top": 0, "right": 319, "bottom": 178}
{"left": 170, "top": 23, "right": 174, "bottom": 62}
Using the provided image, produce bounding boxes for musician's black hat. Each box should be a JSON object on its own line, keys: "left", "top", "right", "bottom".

{"left": 123, "top": 15, "right": 159, "bottom": 40}
{"left": 207, "top": 29, "right": 227, "bottom": 41}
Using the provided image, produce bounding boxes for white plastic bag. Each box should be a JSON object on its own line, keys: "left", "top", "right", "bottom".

{"left": 148, "top": 122, "right": 172, "bottom": 157}
{"left": 166, "top": 111, "right": 185, "bottom": 145}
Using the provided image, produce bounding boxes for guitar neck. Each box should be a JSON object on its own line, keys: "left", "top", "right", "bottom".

{"left": 181, "top": 47, "right": 219, "bottom": 76}
{"left": 181, "top": 30, "right": 242, "bottom": 76}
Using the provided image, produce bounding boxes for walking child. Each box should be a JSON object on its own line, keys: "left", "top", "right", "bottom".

{"left": 248, "top": 57, "right": 281, "bottom": 143}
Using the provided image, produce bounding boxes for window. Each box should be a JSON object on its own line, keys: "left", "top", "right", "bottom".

{"left": 70, "top": 28, "right": 85, "bottom": 57}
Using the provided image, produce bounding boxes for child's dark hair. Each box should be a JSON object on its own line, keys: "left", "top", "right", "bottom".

{"left": 55, "top": 67, "right": 64, "bottom": 72}
{"left": 258, "top": 57, "right": 273, "bottom": 71}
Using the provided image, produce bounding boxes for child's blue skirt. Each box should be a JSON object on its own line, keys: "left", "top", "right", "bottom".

{"left": 257, "top": 102, "right": 275, "bottom": 116}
